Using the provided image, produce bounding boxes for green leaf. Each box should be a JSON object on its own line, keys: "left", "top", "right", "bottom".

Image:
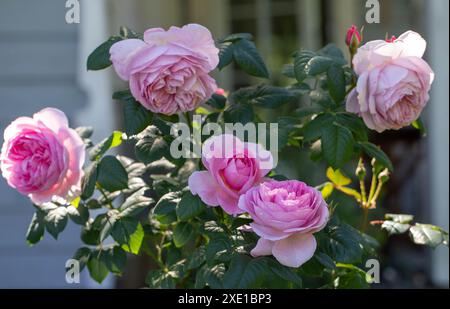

{"left": 326, "top": 167, "right": 351, "bottom": 186}
{"left": 67, "top": 203, "right": 89, "bottom": 225}
{"left": 119, "top": 26, "right": 140, "bottom": 39}
{"left": 295, "top": 106, "right": 324, "bottom": 118}
{"left": 321, "top": 182, "right": 334, "bottom": 199}
{"left": 223, "top": 103, "right": 254, "bottom": 124}
{"left": 322, "top": 222, "right": 364, "bottom": 264}
{"left": 203, "top": 221, "right": 225, "bottom": 235}
{"left": 173, "top": 222, "right": 195, "bottom": 248}
{"left": 196, "top": 264, "right": 226, "bottom": 289}
{"left": 310, "top": 89, "right": 335, "bottom": 109}
{"left": 281, "top": 64, "right": 295, "bottom": 79}
{"left": 89, "top": 131, "right": 123, "bottom": 161}
{"left": 87, "top": 36, "right": 122, "bottom": 70}
{"left": 249, "top": 85, "right": 297, "bottom": 109}
{"left": 103, "top": 246, "right": 127, "bottom": 275}
{"left": 334, "top": 266, "right": 369, "bottom": 289}
{"left": 385, "top": 213, "right": 414, "bottom": 224}
{"left": 75, "top": 126, "right": 94, "bottom": 139}
{"left": 176, "top": 192, "right": 204, "bottom": 222}
{"left": 217, "top": 42, "right": 234, "bottom": 70}
{"left": 230, "top": 217, "right": 252, "bottom": 230}
{"left": 302, "top": 113, "right": 334, "bottom": 143}
{"left": 71, "top": 247, "right": 91, "bottom": 272}
{"left": 318, "top": 44, "right": 346, "bottom": 64}
{"left": 223, "top": 255, "right": 268, "bottom": 289}
{"left": 100, "top": 210, "right": 119, "bottom": 241}
{"left": 293, "top": 50, "right": 316, "bottom": 82}
{"left": 232, "top": 39, "right": 269, "bottom": 78}
{"left": 315, "top": 252, "right": 336, "bottom": 269}
{"left": 97, "top": 156, "right": 128, "bottom": 192}
{"left": 409, "top": 224, "right": 448, "bottom": 248}
{"left": 113, "top": 89, "right": 154, "bottom": 136}
{"left": 268, "top": 259, "right": 302, "bottom": 287}
{"left": 111, "top": 217, "right": 145, "bottom": 255}
{"left": 327, "top": 64, "right": 346, "bottom": 104}
{"left": 277, "top": 116, "right": 298, "bottom": 149}
{"left": 26, "top": 212, "right": 45, "bottom": 246}
{"left": 81, "top": 217, "right": 102, "bottom": 245}
{"left": 412, "top": 118, "right": 427, "bottom": 137}
{"left": 153, "top": 191, "right": 181, "bottom": 224}
{"left": 358, "top": 142, "right": 394, "bottom": 171}
{"left": 382, "top": 220, "right": 411, "bottom": 235}
{"left": 146, "top": 270, "right": 176, "bottom": 288}
{"left": 185, "top": 246, "right": 206, "bottom": 271}
{"left": 206, "top": 93, "right": 227, "bottom": 110}
{"left": 335, "top": 113, "right": 368, "bottom": 142}
{"left": 221, "top": 33, "right": 253, "bottom": 42}
{"left": 44, "top": 207, "right": 68, "bottom": 240}
{"left": 305, "top": 56, "right": 334, "bottom": 76}
{"left": 205, "top": 236, "right": 232, "bottom": 262}
{"left": 87, "top": 250, "right": 109, "bottom": 284}
{"left": 81, "top": 162, "right": 98, "bottom": 200}
{"left": 117, "top": 156, "right": 147, "bottom": 178}
{"left": 321, "top": 123, "right": 354, "bottom": 169}
{"left": 119, "top": 188, "right": 154, "bottom": 218}
{"left": 135, "top": 126, "right": 169, "bottom": 164}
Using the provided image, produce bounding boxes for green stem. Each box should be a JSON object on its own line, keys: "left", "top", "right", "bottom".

{"left": 359, "top": 180, "right": 367, "bottom": 205}
{"left": 184, "top": 112, "right": 193, "bottom": 134}
{"left": 97, "top": 186, "right": 114, "bottom": 209}
{"left": 361, "top": 207, "right": 369, "bottom": 233}
{"left": 367, "top": 174, "right": 377, "bottom": 205}
{"left": 369, "top": 181, "right": 384, "bottom": 208}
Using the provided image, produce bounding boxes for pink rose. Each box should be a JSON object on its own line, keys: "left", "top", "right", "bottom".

{"left": 346, "top": 31, "right": 434, "bottom": 133}
{"left": 0, "top": 108, "right": 85, "bottom": 205}
{"left": 188, "top": 134, "right": 273, "bottom": 215}
{"left": 110, "top": 23, "right": 219, "bottom": 115}
{"left": 238, "top": 180, "right": 329, "bottom": 268}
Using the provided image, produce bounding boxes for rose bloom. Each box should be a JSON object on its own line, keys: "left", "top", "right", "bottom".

{"left": 188, "top": 134, "right": 273, "bottom": 215}
{"left": 0, "top": 108, "right": 85, "bottom": 205}
{"left": 110, "top": 23, "right": 219, "bottom": 115}
{"left": 346, "top": 31, "right": 435, "bottom": 132}
{"left": 238, "top": 180, "right": 329, "bottom": 268}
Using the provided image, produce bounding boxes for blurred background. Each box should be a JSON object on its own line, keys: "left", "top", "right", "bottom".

{"left": 0, "top": 0, "right": 448, "bottom": 288}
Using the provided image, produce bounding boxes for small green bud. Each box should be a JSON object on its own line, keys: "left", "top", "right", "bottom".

{"left": 378, "top": 168, "right": 390, "bottom": 183}
{"left": 356, "top": 159, "right": 366, "bottom": 180}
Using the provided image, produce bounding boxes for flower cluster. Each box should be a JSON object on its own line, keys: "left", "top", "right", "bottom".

{"left": 188, "top": 134, "right": 329, "bottom": 267}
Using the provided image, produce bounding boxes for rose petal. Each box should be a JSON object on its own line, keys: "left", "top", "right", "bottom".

{"left": 188, "top": 171, "right": 220, "bottom": 207}
{"left": 250, "top": 238, "right": 274, "bottom": 257}
{"left": 272, "top": 233, "right": 317, "bottom": 268}
{"left": 110, "top": 39, "right": 146, "bottom": 80}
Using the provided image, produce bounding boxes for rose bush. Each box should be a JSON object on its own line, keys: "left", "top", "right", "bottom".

{"left": 0, "top": 24, "right": 447, "bottom": 288}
